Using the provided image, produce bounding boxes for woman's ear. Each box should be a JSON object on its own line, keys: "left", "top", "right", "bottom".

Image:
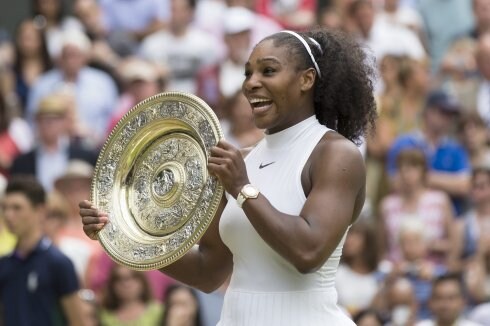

{"left": 300, "top": 68, "right": 316, "bottom": 92}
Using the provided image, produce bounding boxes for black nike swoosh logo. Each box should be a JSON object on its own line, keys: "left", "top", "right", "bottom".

{"left": 259, "top": 162, "right": 275, "bottom": 169}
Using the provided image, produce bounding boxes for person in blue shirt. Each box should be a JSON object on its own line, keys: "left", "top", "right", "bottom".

{"left": 0, "top": 176, "right": 83, "bottom": 326}
{"left": 386, "top": 90, "right": 471, "bottom": 215}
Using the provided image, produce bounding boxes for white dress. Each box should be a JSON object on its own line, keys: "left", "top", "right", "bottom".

{"left": 218, "top": 116, "right": 355, "bottom": 325}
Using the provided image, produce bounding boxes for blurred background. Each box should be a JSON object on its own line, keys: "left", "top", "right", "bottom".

{"left": 1, "top": 0, "right": 490, "bottom": 325}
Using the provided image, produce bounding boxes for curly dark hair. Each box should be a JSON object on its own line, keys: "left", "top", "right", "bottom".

{"left": 263, "top": 28, "right": 377, "bottom": 145}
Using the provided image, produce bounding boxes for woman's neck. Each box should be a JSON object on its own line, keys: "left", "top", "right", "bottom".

{"left": 401, "top": 185, "right": 424, "bottom": 203}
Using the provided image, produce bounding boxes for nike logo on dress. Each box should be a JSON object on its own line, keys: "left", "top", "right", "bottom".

{"left": 259, "top": 162, "right": 275, "bottom": 169}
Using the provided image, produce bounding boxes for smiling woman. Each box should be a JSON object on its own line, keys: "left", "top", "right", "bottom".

{"left": 80, "top": 27, "right": 377, "bottom": 325}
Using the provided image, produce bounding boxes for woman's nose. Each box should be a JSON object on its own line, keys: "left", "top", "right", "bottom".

{"left": 243, "top": 73, "right": 261, "bottom": 92}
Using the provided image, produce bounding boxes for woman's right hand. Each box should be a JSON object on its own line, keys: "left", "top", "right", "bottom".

{"left": 79, "top": 200, "right": 109, "bottom": 240}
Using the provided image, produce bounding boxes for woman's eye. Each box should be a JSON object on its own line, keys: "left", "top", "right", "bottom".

{"left": 263, "top": 67, "right": 275, "bottom": 75}
{"left": 244, "top": 70, "right": 251, "bottom": 78}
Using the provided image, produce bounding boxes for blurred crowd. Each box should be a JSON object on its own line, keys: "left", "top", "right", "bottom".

{"left": 0, "top": 0, "right": 490, "bottom": 325}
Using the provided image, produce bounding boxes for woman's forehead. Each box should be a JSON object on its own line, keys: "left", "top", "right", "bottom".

{"left": 249, "top": 39, "right": 291, "bottom": 63}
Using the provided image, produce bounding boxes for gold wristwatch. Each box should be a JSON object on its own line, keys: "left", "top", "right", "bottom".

{"left": 236, "top": 184, "right": 259, "bottom": 208}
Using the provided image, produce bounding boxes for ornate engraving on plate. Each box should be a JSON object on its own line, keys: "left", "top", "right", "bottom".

{"left": 91, "top": 92, "right": 224, "bottom": 271}
{"left": 153, "top": 169, "right": 175, "bottom": 197}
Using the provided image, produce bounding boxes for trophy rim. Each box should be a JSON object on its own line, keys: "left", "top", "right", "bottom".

{"left": 90, "top": 91, "right": 224, "bottom": 271}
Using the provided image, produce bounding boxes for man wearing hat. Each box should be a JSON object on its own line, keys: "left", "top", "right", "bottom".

{"left": 26, "top": 29, "right": 118, "bottom": 145}
{"left": 10, "top": 94, "right": 98, "bottom": 192}
{"left": 386, "top": 90, "right": 471, "bottom": 215}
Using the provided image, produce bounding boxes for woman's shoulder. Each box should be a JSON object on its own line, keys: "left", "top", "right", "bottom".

{"left": 314, "top": 132, "right": 365, "bottom": 168}
{"left": 307, "top": 131, "right": 365, "bottom": 191}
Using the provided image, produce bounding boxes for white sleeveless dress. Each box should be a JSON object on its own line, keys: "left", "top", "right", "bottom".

{"left": 218, "top": 116, "right": 355, "bottom": 326}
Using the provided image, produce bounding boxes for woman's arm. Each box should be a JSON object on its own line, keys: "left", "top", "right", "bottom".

{"left": 208, "top": 134, "right": 366, "bottom": 273}
{"left": 79, "top": 197, "right": 233, "bottom": 293}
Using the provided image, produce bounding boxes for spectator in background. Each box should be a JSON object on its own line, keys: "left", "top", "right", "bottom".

{"left": 373, "top": 277, "right": 419, "bottom": 326}
{"left": 394, "top": 57, "right": 431, "bottom": 132}
{"left": 376, "top": 0, "right": 423, "bottom": 36}
{"left": 438, "top": 0, "right": 490, "bottom": 111}
{"left": 26, "top": 29, "right": 118, "bottom": 145}
{"left": 0, "top": 89, "right": 33, "bottom": 178}
{"left": 394, "top": 219, "right": 447, "bottom": 320}
{"left": 12, "top": 19, "right": 53, "bottom": 110}
{"left": 106, "top": 57, "right": 163, "bottom": 135}
{"left": 88, "top": 251, "right": 177, "bottom": 304}
{"left": 99, "top": 0, "right": 170, "bottom": 56}
{"left": 10, "top": 93, "right": 98, "bottom": 191}
{"left": 335, "top": 219, "right": 381, "bottom": 316}
{"left": 100, "top": 265, "right": 163, "bottom": 326}
{"left": 53, "top": 160, "right": 104, "bottom": 287}
{"left": 386, "top": 90, "right": 471, "bottom": 216}
{"left": 459, "top": 112, "right": 490, "bottom": 168}
{"left": 197, "top": 6, "right": 257, "bottom": 116}
{"left": 73, "top": 0, "right": 121, "bottom": 73}
{"left": 348, "top": 0, "right": 425, "bottom": 65}
{"left": 417, "top": 0, "right": 475, "bottom": 73}
{"left": 139, "top": 0, "right": 220, "bottom": 95}
{"left": 381, "top": 148, "right": 455, "bottom": 265}
{"left": 318, "top": 5, "right": 343, "bottom": 31}
{"left": 161, "top": 284, "right": 203, "bottom": 326}
{"left": 367, "top": 55, "right": 431, "bottom": 210}
{"left": 31, "top": 0, "right": 84, "bottom": 59}
{"left": 439, "top": 37, "right": 479, "bottom": 112}
{"left": 0, "top": 176, "right": 83, "bottom": 326}
{"left": 476, "top": 33, "right": 490, "bottom": 127}
{"left": 416, "top": 273, "right": 481, "bottom": 326}
{"left": 453, "top": 163, "right": 490, "bottom": 303}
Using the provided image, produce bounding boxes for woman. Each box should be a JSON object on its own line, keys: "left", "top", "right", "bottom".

{"left": 13, "top": 19, "right": 52, "bottom": 110}
{"left": 81, "top": 28, "right": 377, "bottom": 324}
{"left": 161, "top": 284, "right": 202, "bottom": 326}
{"left": 379, "top": 148, "right": 455, "bottom": 265}
{"left": 99, "top": 265, "right": 163, "bottom": 326}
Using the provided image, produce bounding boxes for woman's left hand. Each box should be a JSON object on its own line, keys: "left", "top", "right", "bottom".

{"left": 208, "top": 139, "right": 249, "bottom": 198}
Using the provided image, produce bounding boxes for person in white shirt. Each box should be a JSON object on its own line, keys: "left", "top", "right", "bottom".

{"left": 139, "top": 0, "right": 220, "bottom": 94}
{"left": 350, "top": 0, "right": 426, "bottom": 63}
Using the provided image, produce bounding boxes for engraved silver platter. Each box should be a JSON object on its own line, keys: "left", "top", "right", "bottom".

{"left": 91, "top": 92, "right": 224, "bottom": 271}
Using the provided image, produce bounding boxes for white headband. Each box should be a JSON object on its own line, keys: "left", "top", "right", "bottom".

{"left": 279, "top": 30, "right": 322, "bottom": 78}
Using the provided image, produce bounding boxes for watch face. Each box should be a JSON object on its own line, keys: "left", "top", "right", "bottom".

{"left": 243, "top": 185, "right": 258, "bottom": 196}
